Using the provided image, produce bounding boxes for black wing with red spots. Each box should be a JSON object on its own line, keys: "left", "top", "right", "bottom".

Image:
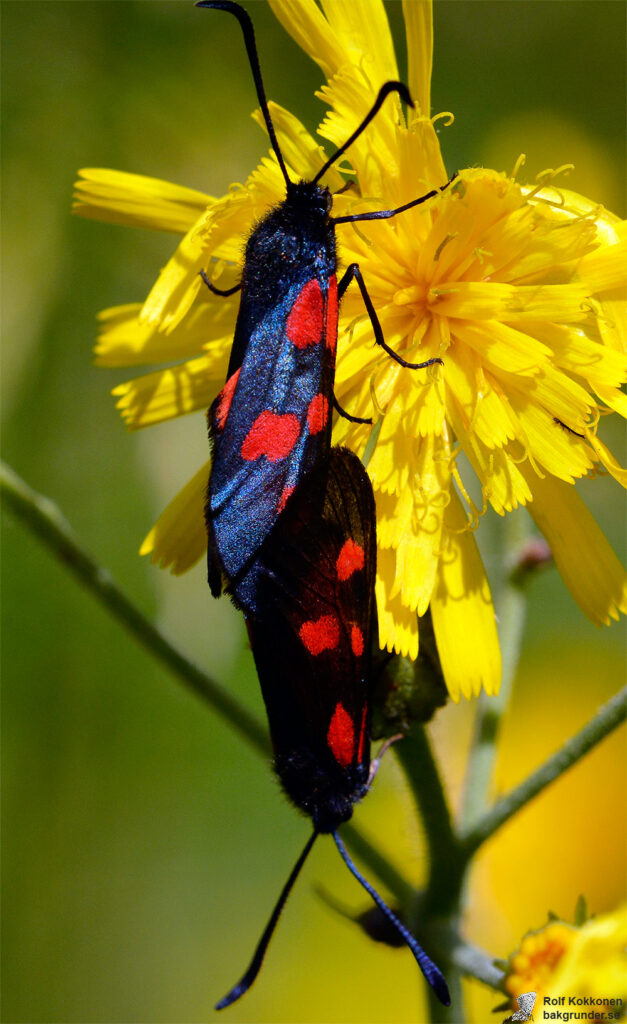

{"left": 246, "top": 447, "right": 376, "bottom": 834}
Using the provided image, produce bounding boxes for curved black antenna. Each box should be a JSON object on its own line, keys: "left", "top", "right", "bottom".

{"left": 196, "top": 0, "right": 291, "bottom": 190}
{"left": 333, "top": 172, "right": 459, "bottom": 225}
{"left": 312, "top": 81, "right": 414, "bottom": 186}
{"left": 215, "top": 831, "right": 318, "bottom": 1010}
{"left": 332, "top": 831, "right": 451, "bottom": 1007}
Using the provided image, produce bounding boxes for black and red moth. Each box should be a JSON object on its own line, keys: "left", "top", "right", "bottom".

{"left": 198, "top": 0, "right": 448, "bottom": 615}
{"left": 215, "top": 448, "right": 450, "bottom": 1010}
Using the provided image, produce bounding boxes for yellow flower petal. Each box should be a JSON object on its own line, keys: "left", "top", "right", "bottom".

{"left": 430, "top": 490, "right": 501, "bottom": 701}
{"left": 376, "top": 433, "right": 450, "bottom": 613}
{"left": 322, "top": 0, "right": 398, "bottom": 84}
{"left": 530, "top": 185, "right": 624, "bottom": 244}
{"left": 445, "top": 344, "right": 517, "bottom": 448}
{"left": 480, "top": 445, "right": 533, "bottom": 514}
{"left": 587, "top": 433, "right": 627, "bottom": 487}
{"left": 512, "top": 400, "right": 595, "bottom": 483}
{"left": 140, "top": 186, "right": 264, "bottom": 333}
{"left": 95, "top": 295, "right": 238, "bottom": 368}
{"left": 376, "top": 546, "right": 419, "bottom": 660}
{"left": 317, "top": 71, "right": 403, "bottom": 197}
{"left": 251, "top": 102, "right": 344, "bottom": 190}
{"left": 429, "top": 281, "right": 589, "bottom": 323}
{"left": 451, "top": 320, "right": 550, "bottom": 376}
{"left": 73, "top": 168, "right": 211, "bottom": 233}
{"left": 524, "top": 321, "right": 627, "bottom": 392}
{"left": 595, "top": 384, "right": 627, "bottom": 418}
{"left": 444, "top": 401, "right": 532, "bottom": 513}
{"left": 403, "top": 0, "right": 432, "bottom": 117}
{"left": 268, "top": 0, "right": 348, "bottom": 80}
{"left": 576, "top": 237, "right": 627, "bottom": 293}
{"left": 368, "top": 401, "right": 408, "bottom": 494}
{"left": 113, "top": 351, "right": 226, "bottom": 429}
{"left": 543, "top": 905, "right": 627, "bottom": 1001}
{"left": 521, "top": 467, "right": 627, "bottom": 625}
{"left": 140, "top": 461, "right": 210, "bottom": 574}
{"left": 140, "top": 209, "right": 214, "bottom": 332}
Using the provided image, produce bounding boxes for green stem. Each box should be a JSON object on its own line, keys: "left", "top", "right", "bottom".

{"left": 460, "top": 685, "right": 627, "bottom": 856}
{"left": 459, "top": 509, "right": 530, "bottom": 832}
{"left": 395, "top": 728, "right": 467, "bottom": 1021}
{"left": 446, "top": 935, "right": 504, "bottom": 991}
{"left": 395, "top": 726, "right": 462, "bottom": 915}
{"left": 1, "top": 459, "right": 269, "bottom": 755}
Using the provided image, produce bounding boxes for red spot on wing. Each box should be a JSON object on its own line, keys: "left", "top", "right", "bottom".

{"left": 286, "top": 280, "right": 324, "bottom": 349}
{"left": 350, "top": 625, "right": 364, "bottom": 657}
{"left": 215, "top": 367, "right": 241, "bottom": 430}
{"left": 277, "top": 485, "right": 295, "bottom": 513}
{"left": 241, "top": 411, "right": 300, "bottom": 462}
{"left": 327, "top": 702, "right": 355, "bottom": 767}
{"left": 299, "top": 614, "right": 340, "bottom": 655}
{"left": 336, "top": 538, "right": 365, "bottom": 581}
{"left": 306, "top": 393, "right": 329, "bottom": 435}
{"left": 357, "top": 706, "right": 367, "bottom": 763}
{"left": 326, "top": 275, "right": 338, "bottom": 355}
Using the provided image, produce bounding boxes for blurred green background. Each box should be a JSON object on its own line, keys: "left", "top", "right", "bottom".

{"left": 2, "top": 2, "right": 625, "bottom": 1022}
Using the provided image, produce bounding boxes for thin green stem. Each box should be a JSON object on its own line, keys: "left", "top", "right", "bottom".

{"left": 394, "top": 729, "right": 468, "bottom": 1021}
{"left": 446, "top": 935, "right": 504, "bottom": 991}
{"left": 459, "top": 509, "right": 530, "bottom": 833}
{"left": 1, "top": 459, "right": 269, "bottom": 755}
{"left": 394, "top": 727, "right": 462, "bottom": 915}
{"left": 361, "top": 416, "right": 383, "bottom": 469}
{"left": 459, "top": 685, "right": 627, "bottom": 856}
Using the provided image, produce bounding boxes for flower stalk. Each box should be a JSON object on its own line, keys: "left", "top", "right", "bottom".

{"left": 459, "top": 684, "right": 627, "bottom": 857}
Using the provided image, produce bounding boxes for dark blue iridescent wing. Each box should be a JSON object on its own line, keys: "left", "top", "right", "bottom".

{"left": 206, "top": 271, "right": 338, "bottom": 612}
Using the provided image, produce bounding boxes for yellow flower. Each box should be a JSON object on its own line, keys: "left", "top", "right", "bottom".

{"left": 505, "top": 920, "right": 577, "bottom": 1008}
{"left": 73, "top": 0, "right": 626, "bottom": 702}
{"left": 504, "top": 907, "right": 627, "bottom": 1010}
{"left": 543, "top": 904, "right": 627, "bottom": 1005}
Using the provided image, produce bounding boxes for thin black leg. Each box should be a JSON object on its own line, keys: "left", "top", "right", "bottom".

{"left": 199, "top": 268, "right": 242, "bottom": 297}
{"left": 337, "top": 263, "right": 442, "bottom": 370}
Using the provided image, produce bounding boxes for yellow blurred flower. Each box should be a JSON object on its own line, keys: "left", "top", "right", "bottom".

{"left": 544, "top": 904, "right": 627, "bottom": 1006}
{"left": 505, "top": 906, "right": 627, "bottom": 1012}
{"left": 73, "top": 0, "right": 626, "bottom": 701}
{"left": 505, "top": 920, "right": 577, "bottom": 1008}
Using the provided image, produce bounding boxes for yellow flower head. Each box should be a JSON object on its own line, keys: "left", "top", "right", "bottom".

{"left": 73, "top": 0, "right": 627, "bottom": 702}
{"left": 505, "top": 920, "right": 577, "bottom": 1008}
{"left": 505, "top": 906, "right": 627, "bottom": 1010}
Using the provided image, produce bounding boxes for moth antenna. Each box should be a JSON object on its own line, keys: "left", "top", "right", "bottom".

{"left": 332, "top": 831, "right": 451, "bottom": 1007}
{"left": 215, "top": 831, "right": 318, "bottom": 1010}
{"left": 196, "top": 0, "right": 291, "bottom": 190}
{"left": 312, "top": 81, "right": 414, "bottom": 185}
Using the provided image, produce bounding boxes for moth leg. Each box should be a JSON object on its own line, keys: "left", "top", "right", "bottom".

{"left": 332, "top": 392, "right": 372, "bottom": 426}
{"left": 199, "top": 268, "right": 242, "bottom": 297}
{"left": 337, "top": 263, "right": 442, "bottom": 371}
